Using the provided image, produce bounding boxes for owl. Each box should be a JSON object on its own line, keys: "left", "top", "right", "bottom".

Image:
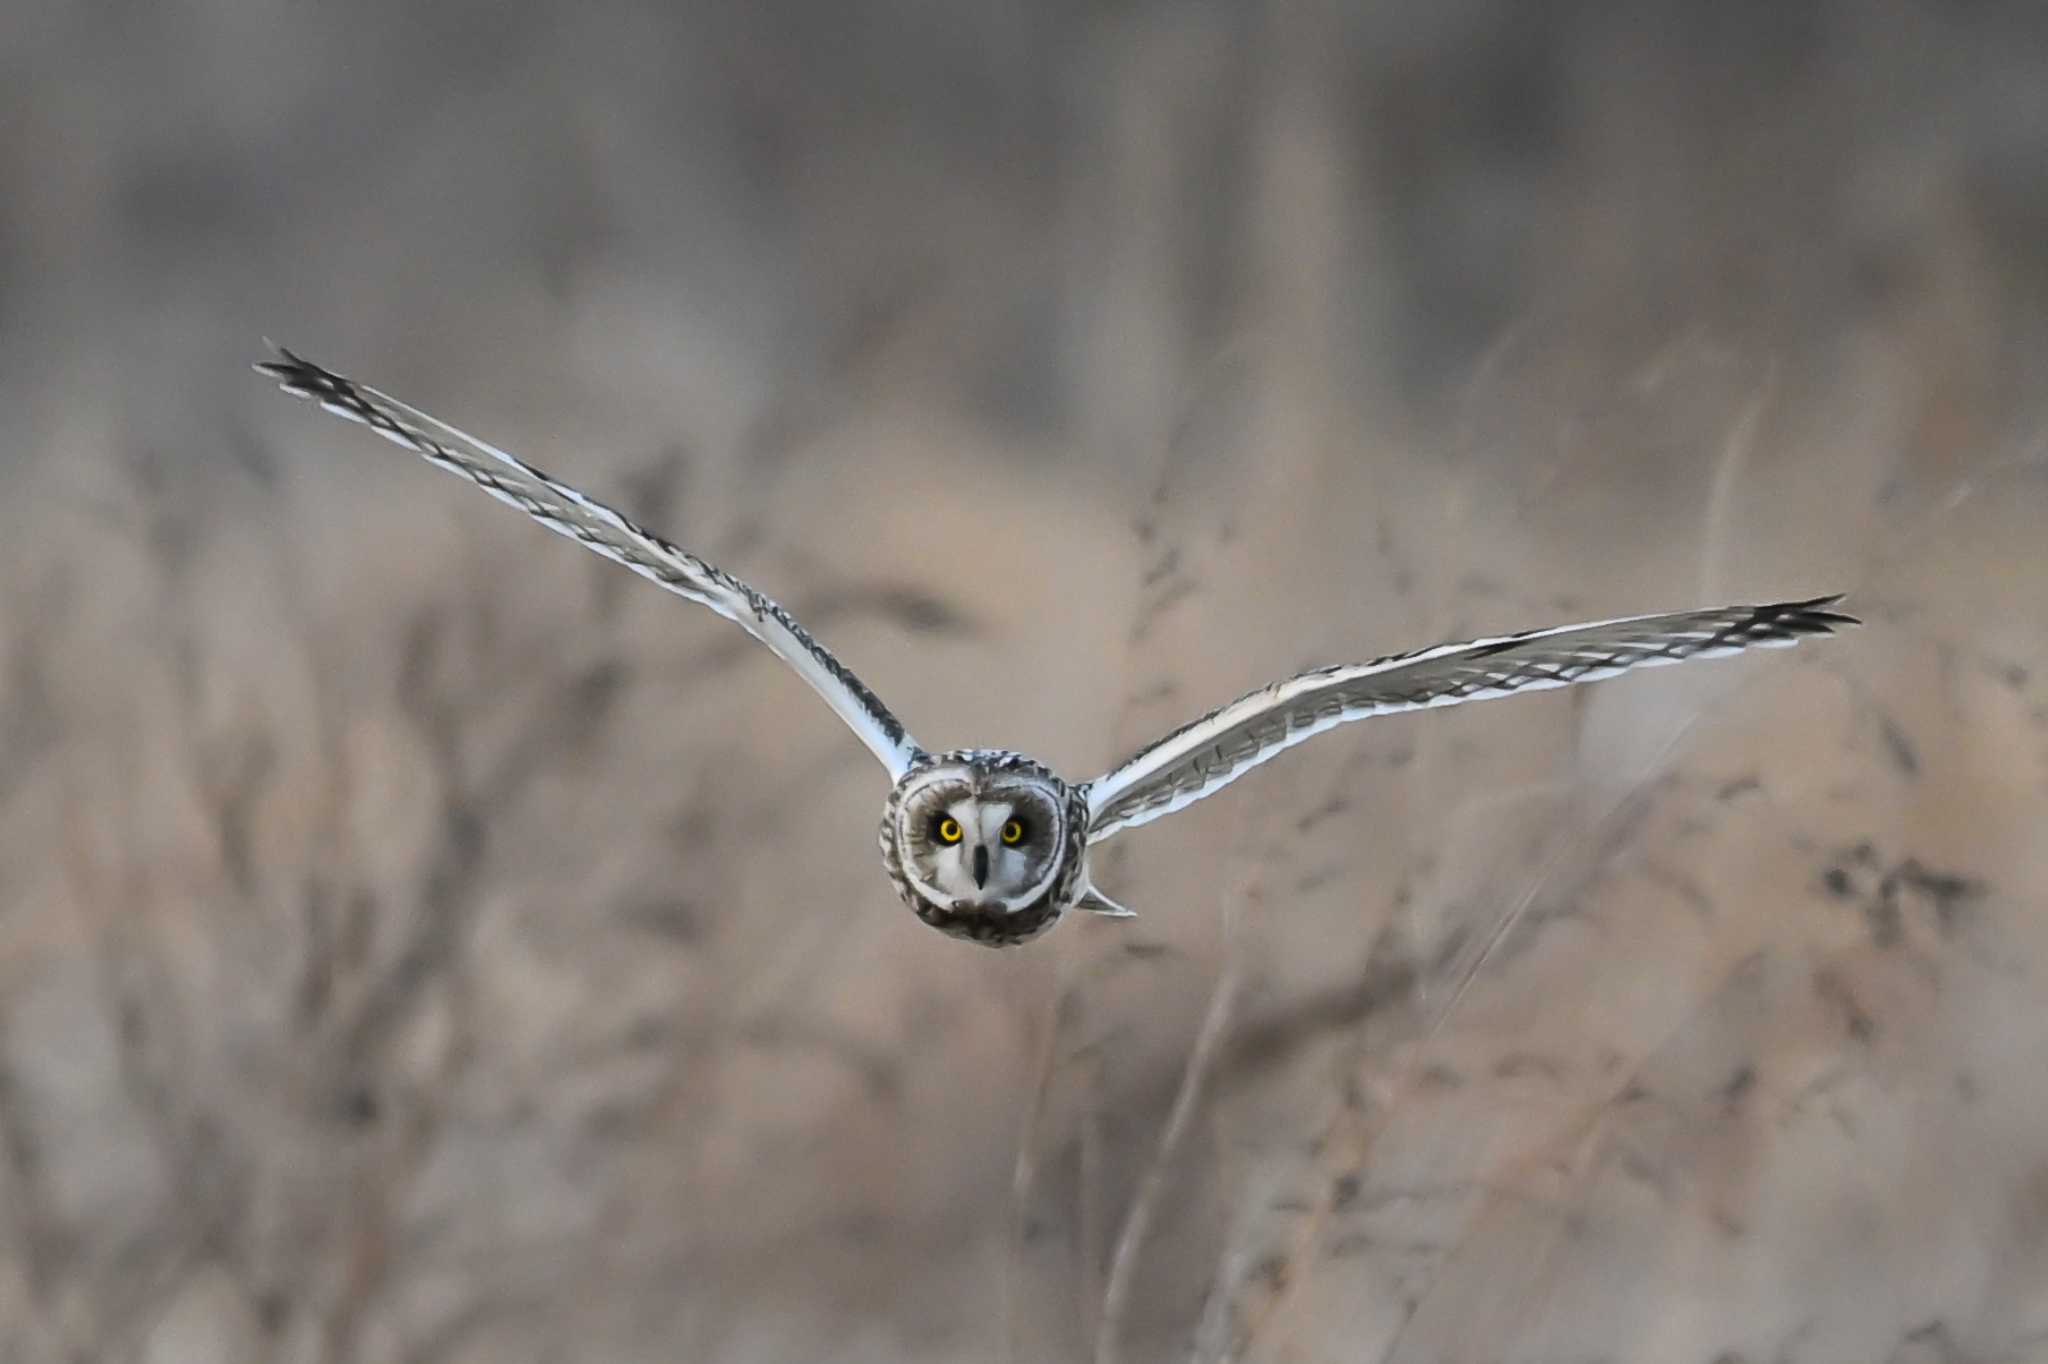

{"left": 258, "top": 347, "right": 1857, "bottom": 946}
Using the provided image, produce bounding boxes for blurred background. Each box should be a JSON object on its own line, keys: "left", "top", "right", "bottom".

{"left": 4, "top": 2, "right": 2047, "bottom": 1361}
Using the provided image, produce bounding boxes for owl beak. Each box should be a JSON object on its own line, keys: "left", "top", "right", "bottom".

{"left": 972, "top": 844, "right": 990, "bottom": 889}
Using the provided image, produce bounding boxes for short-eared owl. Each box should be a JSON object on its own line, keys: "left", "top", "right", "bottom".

{"left": 259, "top": 347, "right": 1857, "bottom": 947}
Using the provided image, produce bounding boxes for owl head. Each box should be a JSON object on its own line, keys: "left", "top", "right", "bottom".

{"left": 879, "top": 750, "right": 1086, "bottom": 944}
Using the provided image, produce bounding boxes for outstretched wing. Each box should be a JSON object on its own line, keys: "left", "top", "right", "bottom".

{"left": 257, "top": 346, "right": 924, "bottom": 779}
{"left": 1084, "top": 597, "right": 1857, "bottom": 841}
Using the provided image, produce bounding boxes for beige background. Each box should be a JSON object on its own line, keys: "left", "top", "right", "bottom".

{"left": 3, "top": 3, "right": 2046, "bottom": 1361}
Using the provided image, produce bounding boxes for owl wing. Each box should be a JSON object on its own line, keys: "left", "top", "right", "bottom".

{"left": 1082, "top": 597, "right": 1857, "bottom": 842}
{"left": 257, "top": 346, "right": 925, "bottom": 779}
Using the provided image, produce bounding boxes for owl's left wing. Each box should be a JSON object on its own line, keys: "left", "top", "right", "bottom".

{"left": 1083, "top": 597, "right": 1857, "bottom": 842}
{"left": 257, "top": 346, "right": 925, "bottom": 779}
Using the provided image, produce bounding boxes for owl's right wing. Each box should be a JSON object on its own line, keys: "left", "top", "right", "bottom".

{"left": 257, "top": 346, "right": 925, "bottom": 780}
{"left": 1082, "top": 597, "right": 1856, "bottom": 842}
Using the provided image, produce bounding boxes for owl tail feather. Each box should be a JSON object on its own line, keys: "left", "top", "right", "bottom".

{"left": 1074, "top": 884, "right": 1136, "bottom": 918}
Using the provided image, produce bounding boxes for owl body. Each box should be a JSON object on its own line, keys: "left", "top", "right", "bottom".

{"left": 879, "top": 750, "right": 1091, "bottom": 945}
{"left": 260, "top": 347, "right": 1858, "bottom": 948}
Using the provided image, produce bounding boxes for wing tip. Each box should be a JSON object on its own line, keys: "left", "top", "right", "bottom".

{"left": 1772, "top": 593, "right": 1860, "bottom": 634}
{"left": 253, "top": 342, "right": 341, "bottom": 400}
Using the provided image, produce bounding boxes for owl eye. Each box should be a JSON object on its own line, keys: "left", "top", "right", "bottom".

{"left": 1001, "top": 819, "right": 1026, "bottom": 845}
{"left": 934, "top": 816, "right": 963, "bottom": 844}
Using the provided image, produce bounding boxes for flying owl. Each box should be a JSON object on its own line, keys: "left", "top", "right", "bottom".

{"left": 258, "top": 347, "right": 1857, "bottom": 947}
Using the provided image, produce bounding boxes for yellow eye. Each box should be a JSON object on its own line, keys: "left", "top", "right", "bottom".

{"left": 1001, "top": 819, "right": 1025, "bottom": 845}
{"left": 936, "top": 817, "right": 963, "bottom": 844}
